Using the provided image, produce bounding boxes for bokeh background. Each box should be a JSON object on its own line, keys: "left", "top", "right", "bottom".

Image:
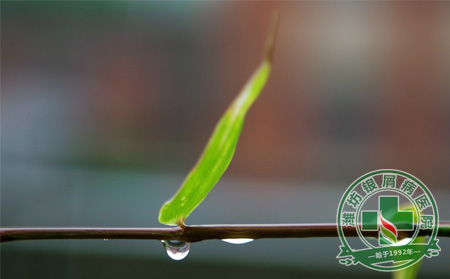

{"left": 2, "top": 1, "right": 450, "bottom": 278}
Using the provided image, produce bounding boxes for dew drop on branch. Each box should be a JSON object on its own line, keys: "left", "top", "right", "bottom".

{"left": 161, "top": 240, "right": 191, "bottom": 260}
{"left": 393, "top": 238, "right": 412, "bottom": 246}
{"left": 221, "top": 238, "right": 254, "bottom": 244}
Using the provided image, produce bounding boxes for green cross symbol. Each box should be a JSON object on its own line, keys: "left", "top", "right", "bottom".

{"left": 361, "top": 196, "right": 414, "bottom": 231}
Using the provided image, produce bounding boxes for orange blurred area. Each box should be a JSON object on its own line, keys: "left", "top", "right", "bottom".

{"left": 2, "top": 1, "right": 450, "bottom": 187}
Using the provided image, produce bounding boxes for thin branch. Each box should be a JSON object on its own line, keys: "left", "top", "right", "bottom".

{"left": 2, "top": 222, "right": 449, "bottom": 243}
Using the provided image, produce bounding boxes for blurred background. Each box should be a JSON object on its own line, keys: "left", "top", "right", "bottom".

{"left": 1, "top": 1, "right": 450, "bottom": 278}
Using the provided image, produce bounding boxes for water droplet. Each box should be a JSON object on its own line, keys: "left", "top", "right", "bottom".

{"left": 221, "top": 238, "right": 254, "bottom": 245}
{"left": 103, "top": 239, "right": 109, "bottom": 241}
{"left": 393, "top": 237, "right": 411, "bottom": 246}
{"left": 161, "top": 240, "right": 191, "bottom": 260}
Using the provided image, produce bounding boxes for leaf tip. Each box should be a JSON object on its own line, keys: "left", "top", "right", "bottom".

{"left": 263, "top": 11, "right": 280, "bottom": 63}
{"left": 158, "top": 204, "right": 175, "bottom": 226}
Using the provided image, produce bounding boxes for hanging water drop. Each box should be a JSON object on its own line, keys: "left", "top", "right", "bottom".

{"left": 103, "top": 239, "right": 109, "bottom": 241}
{"left": 161, "top": 240, "right": 191, "bottom": 260}
{"left": 221, "top": 238, "right": 254, "bottom": 244}
{"left": 395, "top": 237, "right": 411, "bottom": 246}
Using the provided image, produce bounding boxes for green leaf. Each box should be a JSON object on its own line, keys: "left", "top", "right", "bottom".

{"left": 159, "top": 13, "right": 279, "bottom": 225}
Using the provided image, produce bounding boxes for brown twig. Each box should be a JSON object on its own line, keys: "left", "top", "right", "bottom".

{"left": 1, "top": 222, "right": 449, "bottom": 243}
